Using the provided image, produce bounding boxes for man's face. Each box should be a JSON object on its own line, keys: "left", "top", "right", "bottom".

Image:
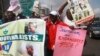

{"left": 26, "top": 46, "right": 34, "bottom": 56}
{"left": 28, "top": 23, "right": 36, "bottom": 32}
{"left": 49, "top": 15, "right": 58, "bottom": 23}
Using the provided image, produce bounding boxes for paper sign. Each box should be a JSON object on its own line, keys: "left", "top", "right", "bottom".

{"left": 53, "top": 25, "right": 87, "bottom": 56}
{"left": 69, "top": 0, "right": 94, "bottom": 24}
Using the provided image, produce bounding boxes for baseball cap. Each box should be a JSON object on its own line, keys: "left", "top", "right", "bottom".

{"left": 49, "top": 11, "right": 59, "bottom": 16}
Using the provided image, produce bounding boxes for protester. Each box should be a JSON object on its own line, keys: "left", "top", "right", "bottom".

{"left": 3, "top": 11, "right": 16, "bottom": 23}
{"left": 46, "top": 11, "right": 68, "bottom": 56}
{"left": 45, "top": 1, "right": 76, "bottom": 56}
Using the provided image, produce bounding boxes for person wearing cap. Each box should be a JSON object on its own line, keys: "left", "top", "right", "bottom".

{"left": 46, "top": 11, "right": 68, "bottom": 56}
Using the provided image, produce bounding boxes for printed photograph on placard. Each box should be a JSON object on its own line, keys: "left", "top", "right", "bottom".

{"left": 69, "top": 0, "right": 94, "bottom": 23}
{"left": 17, "top": 42, "right": 41, "bottom": 56}
{"left": 25, "top": 22, "right": 38, "bottom": 35}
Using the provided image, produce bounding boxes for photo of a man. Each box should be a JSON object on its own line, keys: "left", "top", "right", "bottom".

{"left": 25, "top": 22, "right": 37, "bottom": 34}
{"left": 18, "top": 43, "right": 39, "bottom": 56}
{"left": 26, "top": 45, "right": 34, "bottom": 56}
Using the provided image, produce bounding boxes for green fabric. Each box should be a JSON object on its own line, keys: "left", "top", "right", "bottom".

{"left": 19, "top": 0, "right": 35, "bottom": 16}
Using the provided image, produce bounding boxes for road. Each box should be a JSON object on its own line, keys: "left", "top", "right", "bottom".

{"left": 82, "top": 37, "right": 100, "bottom": 56}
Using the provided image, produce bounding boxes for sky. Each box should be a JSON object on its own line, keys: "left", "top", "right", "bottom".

{"left": 40, "top": 0, "right": 100, "bottom": 17}
{"left": 89, "top": 0, "right": 100, "bottom": 17}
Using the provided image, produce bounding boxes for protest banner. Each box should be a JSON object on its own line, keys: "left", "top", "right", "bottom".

{"left": 0, "top": 19, "right": 46, "bottom": 56}
{"left": 69, "top": 0, "right": 94, "bottom": 24}
{"left": 53, "top": 25, "right": 87, "bottom": 56}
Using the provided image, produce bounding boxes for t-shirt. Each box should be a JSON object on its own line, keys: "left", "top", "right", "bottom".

{"left": 46, "top": 19, "right": 68, "bottom": 49}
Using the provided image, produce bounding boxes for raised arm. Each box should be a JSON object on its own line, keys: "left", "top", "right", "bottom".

{"left": 58, "top": 0, "right": 69, "bottom": 15}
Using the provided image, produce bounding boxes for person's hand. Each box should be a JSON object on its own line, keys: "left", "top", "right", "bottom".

{"left": 52, "top": 45, "right": 55, "bottom": 50}
{"left": 69, "top": 26, "right": 75, "bottom": 30}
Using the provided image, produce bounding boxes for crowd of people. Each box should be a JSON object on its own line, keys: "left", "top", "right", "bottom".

{"left": 0, "top": 0, "right": 94, "bottom": 56}
{"left": 0, "top": 10, "right": 41, "bottom": 25}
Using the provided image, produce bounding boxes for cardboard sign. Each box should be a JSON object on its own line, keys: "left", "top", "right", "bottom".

{"left": 53, "top": 25, "right": 87, "bottom": 56}
{"left": 0, "top": 19, "right": 46, "bottom": 56}
{"left": 69, "top": 0, "right": 94, "bottom": 24}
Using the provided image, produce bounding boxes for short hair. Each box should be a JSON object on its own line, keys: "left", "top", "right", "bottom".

{"left": 28, "top": 22, "right": 37, "bottom": 28}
